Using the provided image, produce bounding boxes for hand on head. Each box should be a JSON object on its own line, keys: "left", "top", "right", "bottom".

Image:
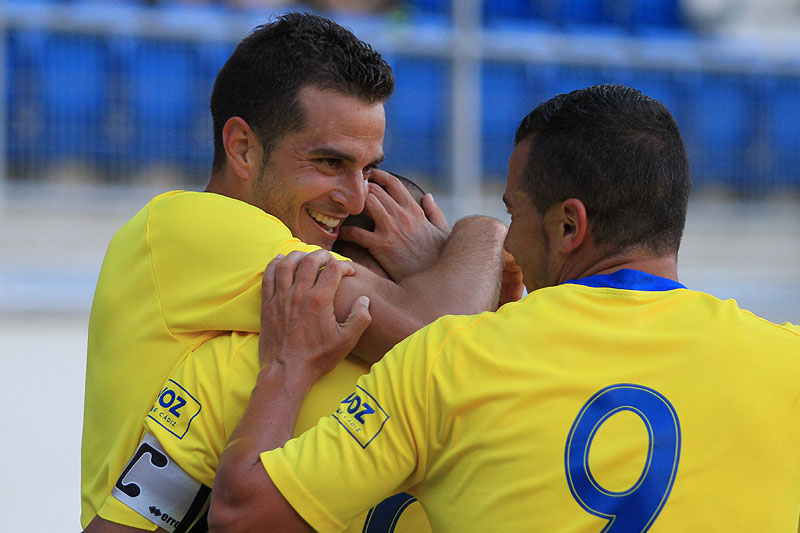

{"left": 259, "top": 250, "right": 372, "bottom": 381}
{"left": 338, "top": 170, "right": 450, "bottom": 281}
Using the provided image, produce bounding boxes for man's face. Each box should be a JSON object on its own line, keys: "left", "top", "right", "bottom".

{"left": 503, "top": 137, "right": 559, "bottom": 292}
{"left": 252, "top": 86, "right": 386, "bottom": 250}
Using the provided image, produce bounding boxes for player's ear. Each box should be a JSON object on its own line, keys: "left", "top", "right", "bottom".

{"left": 222, "top": 117, "right": 260, "bottom": 181}
{"left": 553, "top": 198, "right": 588, "bottom": 254}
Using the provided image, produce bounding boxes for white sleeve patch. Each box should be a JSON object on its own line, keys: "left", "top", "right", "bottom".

{"left": 112, "top": 432, "right": 210, "bottom": 533}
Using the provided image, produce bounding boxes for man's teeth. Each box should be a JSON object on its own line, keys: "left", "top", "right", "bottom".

{"left": 307, "top": 210, "right": 340, "bottom": 230}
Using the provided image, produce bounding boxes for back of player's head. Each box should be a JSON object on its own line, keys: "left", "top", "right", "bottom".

{"left": 210, "top": 12, "right": 395, "bottom": 174}
{"left": 514, "top": 84, "right": 691, "bottom": 256}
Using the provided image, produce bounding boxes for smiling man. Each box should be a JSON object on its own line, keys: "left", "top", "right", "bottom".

{"left": 80, "top": 13, "right": 508, "bottom": 533}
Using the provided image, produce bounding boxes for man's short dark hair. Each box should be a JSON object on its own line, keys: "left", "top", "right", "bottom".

{"left": 210, "top": 12, "right": 395, "bottom": 173}
{"left": 514, "top": 84, "right": 691, "bottom": 255}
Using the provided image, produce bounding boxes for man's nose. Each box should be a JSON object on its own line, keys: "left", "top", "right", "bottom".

{"left": 336, "top": 172, "right": 368, "bottom": 215}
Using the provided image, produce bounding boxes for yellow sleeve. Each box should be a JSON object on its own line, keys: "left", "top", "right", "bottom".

{"left": 147, "top": 191, "right": 347, "bottom": 338}
{"left": 97, "top": 497, "right": 158, "bottom": 530}
{"left": 143, "top": 333, "right": 260, "bottom": 487}
{"left": 260, "top": 320, "right": 446, "bottom": 531}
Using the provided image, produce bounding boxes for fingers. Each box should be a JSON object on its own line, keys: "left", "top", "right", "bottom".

{"left": 292, "top": 249, "right": 338, "bottom": 289}
{"left": 268, "top": 250, "right": 355, "bottom": 306}
{"left": 261, "top": 253, "right": 284, "bottom": 303}
{"left": 422, "top": 193, "right": 450, "bottom": 233}
{"left": 273, "top": 249, "right": 330, "bottom": 292}
{"left": 369, "top": 169, "right": 415, "bottom": 208}
{"left": 362, "top": 182, "right": 393, "bottom": 227}
{"left": 337, "top": 224, "right": 371, "bottom": 247}
{"left": 314, "top": 257, "right": 356, "bottom": 302}
{"left": 340, "top": 295, "right": 372, "bottom": 350}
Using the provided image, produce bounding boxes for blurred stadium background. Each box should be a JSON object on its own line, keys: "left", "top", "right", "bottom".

{"left": 0, "top": 0, "right": 798, "bottom": 529}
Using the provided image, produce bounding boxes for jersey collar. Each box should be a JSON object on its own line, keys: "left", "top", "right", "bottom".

{"left": 563, "top": 269, "right": 686, "bottom": 292}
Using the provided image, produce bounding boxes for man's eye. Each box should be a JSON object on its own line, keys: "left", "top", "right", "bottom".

{"left": 319, "top": 158, "right": 341, "bottom": 169}
{"left": 363, "top": 166, "right": 376, "bottom": 177}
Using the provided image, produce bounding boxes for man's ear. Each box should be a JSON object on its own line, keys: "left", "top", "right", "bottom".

{"left": 222, "top": 116, "right": 259, "bottom": 181}
{"left": 554, "top": 198, "right": 588, "bottom": 254}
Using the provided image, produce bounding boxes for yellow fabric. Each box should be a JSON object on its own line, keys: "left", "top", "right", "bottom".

{"left": 144, "top": 332, "right": 430, "bottom": 532}
{"left": 263, "top": 278, "right": 800, "bottom": 532}
{"left": 81, "top": 190, "right": 339, "bottom": 528}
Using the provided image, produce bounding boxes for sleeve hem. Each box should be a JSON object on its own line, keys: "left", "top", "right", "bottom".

{"left": 260, "top": 449, "right": 347, "bottom": 532}
{"left": 97, "top": 496, "right": 159, "bottom": 531}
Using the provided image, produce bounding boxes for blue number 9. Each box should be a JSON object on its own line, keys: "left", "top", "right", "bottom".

{"left": 565, "top": 384, "right": 681, "bottom": 532}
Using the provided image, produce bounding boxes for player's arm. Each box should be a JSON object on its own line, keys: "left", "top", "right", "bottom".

{"left": 208, "top": 251, "right": 371, "bottom": 532}
{"left": 338, "top": 214, "right": 506, "bottom": 363}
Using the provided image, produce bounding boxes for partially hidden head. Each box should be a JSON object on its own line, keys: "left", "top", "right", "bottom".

{"left": 210, "top": 12, "right": 395, "bottom": 249}
{"left": 506, "top": 84, "right": 691, "bottom": 288}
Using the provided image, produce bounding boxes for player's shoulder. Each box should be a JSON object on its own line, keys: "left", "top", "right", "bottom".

{"left": 404, "top": 300, "right": 527, "bottom": 355}
{"left": 148, "top": 190, "right": 285, "bottom": 228}
{"left": 143, "top": 191, "right": 309, "bottom": 255}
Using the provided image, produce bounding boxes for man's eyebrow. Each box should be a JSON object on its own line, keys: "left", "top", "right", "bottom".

{"left": 307, "top": 147, "right": 385, "bottom": 167}
{"left": 502, "top": 194, "right": 511, "bottom": 208}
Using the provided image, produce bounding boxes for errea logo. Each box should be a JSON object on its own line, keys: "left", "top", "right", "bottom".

{"left": 149, "top": 505, "right": 181, "bottom": 529}
{"left": 333, "top": 386, "right": 389, "bottom": 448}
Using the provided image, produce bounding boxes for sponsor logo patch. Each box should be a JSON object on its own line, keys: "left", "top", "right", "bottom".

{"left": 147, "top": 379, "right": 201, "bottom": 439}
{"left": 333, "top": 386, "right": 389, "bottom": 448}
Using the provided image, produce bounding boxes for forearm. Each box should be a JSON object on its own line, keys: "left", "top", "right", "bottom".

{"left": 347, "top": 215, "right": 507, "bottom": 361}
{"left": 209, "top": 362, "right": 314, "bottom": 532}
{"left": 406, "top": 215, "right": 507, "bottom": 315}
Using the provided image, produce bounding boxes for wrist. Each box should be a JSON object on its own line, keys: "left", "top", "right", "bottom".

{"left": 257, "top": 356, "right": 319, "bottom": 400}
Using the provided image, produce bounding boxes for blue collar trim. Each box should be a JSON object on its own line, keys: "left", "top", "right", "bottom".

{"left": 563, "top": 269, "right": 686, "bottom": 292}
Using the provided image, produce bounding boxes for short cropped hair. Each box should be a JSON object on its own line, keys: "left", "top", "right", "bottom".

{"left": 210, "top": 12, "right": 394, "bottom": 173}
{"left": 514, "top": 84, "right": 691, "bottom": 255}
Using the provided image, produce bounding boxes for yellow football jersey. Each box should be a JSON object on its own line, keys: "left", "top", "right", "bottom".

{"left": 139, "top": 332, "right": 429, "bottom": 532}
{"left": 81, "top": 190, "right": 333, "bottom": 529}
{"left": 263, "top": 270, "right": 800, "bottom": 532}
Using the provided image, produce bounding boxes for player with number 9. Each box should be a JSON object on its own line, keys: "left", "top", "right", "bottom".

{"left": 208, "top": 84, "right": 800, "bottom": 532}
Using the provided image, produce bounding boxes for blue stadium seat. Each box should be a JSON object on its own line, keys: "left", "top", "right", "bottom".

{"left": 40, "top": 33, "right": 109, "bottom": 164}
{"left": 383, "top": 56, "right": 448, "bottom": 181}
{"left": 119, "top": 38, "right": 199, "bottom": 172}
{"left": 192, "top": 40, "right": 238, "bottom": 175}
{"left": 5, "top": 29, "right": 47, "bottom": 175}
{"left": 554, "top": 0, "right": 609, "bottom": 28}
{"left": 629, "top": 0, "right": 683, "bottom": 31}
{"left": 683, "top": 73, "right": 756, "bottom": 192}
{"left": 765, "top": 76, "right": 800, "bottom": 190}
{"left": 482, "top": 62, "right": 537, "bottom": 177}
{"left": 483, "top": 0, "right": 537, "bottom": 26}
{"left": 538, "top": 64, "right": 610, "bottom": 98}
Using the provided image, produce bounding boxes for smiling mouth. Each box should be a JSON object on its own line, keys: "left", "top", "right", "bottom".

{"left": 307, "top": 209, "right": 342, "bottom": 233}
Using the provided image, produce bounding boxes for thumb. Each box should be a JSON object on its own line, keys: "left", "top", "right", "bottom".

{"left": 341, "top": 295, "right": 372, "bottom": 349}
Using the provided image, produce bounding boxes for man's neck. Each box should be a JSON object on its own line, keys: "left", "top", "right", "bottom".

{"left": 586, "top": 257, "right": 679, "bottom": 282}
{"left": 205, "top": 171, "right": 247, "bottom": 203}
{"left": 561, "top": 251, "right": 679, "bottom": 285}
